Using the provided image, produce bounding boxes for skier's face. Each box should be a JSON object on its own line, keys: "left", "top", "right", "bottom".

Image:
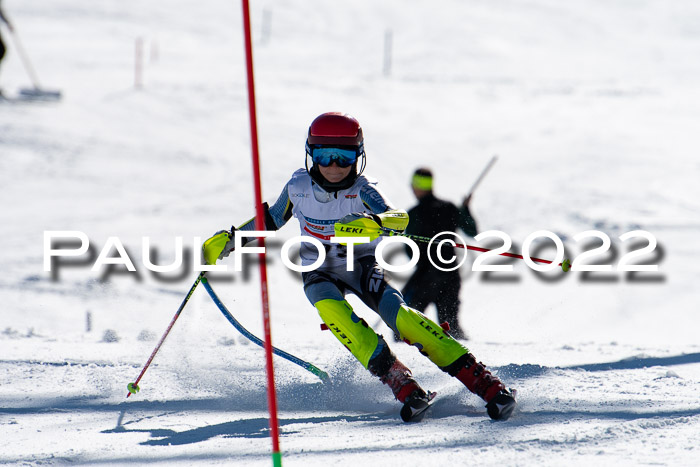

{"left": 318, "top": 162, "right": 352, "bottom": 184}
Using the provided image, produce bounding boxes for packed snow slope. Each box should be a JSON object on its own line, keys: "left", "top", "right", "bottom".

{"left": 1, "top": 0, "right": 699, "bottom": 465}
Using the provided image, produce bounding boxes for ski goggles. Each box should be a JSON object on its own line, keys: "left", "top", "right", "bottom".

{"left": 310, "top": 146, "right": 360, "bottom": 168}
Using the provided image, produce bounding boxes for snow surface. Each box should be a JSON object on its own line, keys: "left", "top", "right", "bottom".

{"left": 2, "top": 0, "right": 700, "bottom": 465}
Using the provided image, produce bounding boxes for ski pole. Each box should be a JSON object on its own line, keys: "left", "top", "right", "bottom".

{"left": 380, "top": 228, "right": 570, "bottom": 270}
{"left": 126, "top": 271, "right": 206, "bottom": 398}
{"left": 7, "top": 26, "right": 42, "bottom": 90}
{"left": 464, "top": 155, "right": 498, "bottom": 202}
{"left": 201, "top": 277, "right": 330, "bottom": 383}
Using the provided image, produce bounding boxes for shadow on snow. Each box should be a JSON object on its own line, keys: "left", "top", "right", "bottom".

{"left": 495, "top": 352, "right": 700, "bottom": 379}
{"left": 104, "top": 413, "right": 385, "bottom": 446}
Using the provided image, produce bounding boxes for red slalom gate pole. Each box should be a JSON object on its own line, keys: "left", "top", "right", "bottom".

{"left": 241, "top": 1, "right": 282, "bottom": 466}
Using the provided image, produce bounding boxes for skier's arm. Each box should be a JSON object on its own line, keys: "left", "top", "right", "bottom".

{"left": 237, "top": 183, "right": 294, "bottom": 233}
{"left": 457, "top": 200, "right": 477, "bottom": 237}
{"left": 359, "top": 184, "right": 409, "bottom": 232}
{"left": 202, "top": 183, "right": 294, "bottom": 264}
{"left": 335, "top": 184, "right": 409, "bottom": 240}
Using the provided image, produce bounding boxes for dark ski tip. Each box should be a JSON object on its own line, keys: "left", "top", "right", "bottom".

{"left": 486, "top": 388, "right": 517, "bottom": 421}
{"left": 400, "top": 390, "right": 436, "bottom": 423}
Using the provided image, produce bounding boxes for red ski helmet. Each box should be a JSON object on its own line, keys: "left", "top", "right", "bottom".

{"left": 305, "top": 112, "right": 367, "bottom": 191}
{"left": 307, "top": 112, "right": 364, "bottom": 147}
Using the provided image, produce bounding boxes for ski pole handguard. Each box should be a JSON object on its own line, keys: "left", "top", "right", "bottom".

{"left": 376, "top": 209, "right": 409, "bottom": 231}
{"left": 334, "top": 213, "right": 383, "bottom": 241}
{"left": 202, "top": 227, "right": 237, "bottom": 265}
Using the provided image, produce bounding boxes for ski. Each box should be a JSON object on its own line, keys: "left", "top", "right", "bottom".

{"left": 19, "top": 87, "right": 62, "bottom": 100}
{"left": 400, "top": 391, "right": 436, "bottom": 422}
{"left": 1, "top": 88, "right": 62, "bottom": 103}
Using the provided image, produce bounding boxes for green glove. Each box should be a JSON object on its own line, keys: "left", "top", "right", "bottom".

{"left": 202, "top": 228, "right": 236, "bottom": 265}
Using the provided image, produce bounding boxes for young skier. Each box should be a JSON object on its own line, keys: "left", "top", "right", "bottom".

{"left": 203, "top": 112, "right": 516, "bottom": 421}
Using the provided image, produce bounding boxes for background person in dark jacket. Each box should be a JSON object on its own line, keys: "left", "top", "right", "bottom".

{"left": 402, "top": 167, "right": 477, "bottom": 340}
